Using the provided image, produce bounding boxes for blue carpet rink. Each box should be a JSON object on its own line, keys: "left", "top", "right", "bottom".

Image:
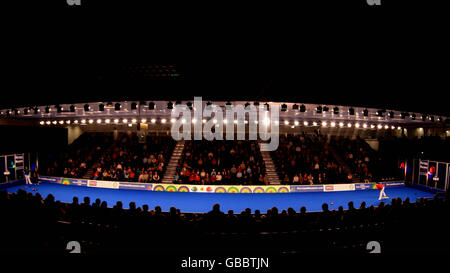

{"left": 6, "top": 182, "right": 435, "bottom": 213}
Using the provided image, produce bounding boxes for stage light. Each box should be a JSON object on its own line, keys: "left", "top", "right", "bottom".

{"left": 84, "top": 104, "right": 90, "bottom": 112}
{"left": 123, "top": 119, "right": 128, "bottom": 124}
{"left": 105, "top": 119, "right": 111, "bottom": 124}
{"left": 128, "top": 123, "right": 132, "bottom": 127}
{"left": 330, "top": 121, "right": 336, "bottom": 127}
{"left": 292, "top": 104, "right": 299, "bottom": 110}
{"left": 355, "top": 123, "right": 360, "bottom": 128}
{"left": 66, "top": 120, "right": 71, "bottom": 124}
{"left": 389, "top": 111, "right": 394, "bottom": 118}
{"left": 170, "top": 118, "right": 176, "bottom": 123}
{"left": 45, "top": 106, "right": 50, "bottom": 113}
{"left": 384, "top": 125, "right": 389, "bottom": 129}
{"left": 57, "top": 120, "right": 64, "bottom": 124}
{"left": 167, "top": 102, "right": 173, "bottom": 109}
{"left": 88, "top": 119, "right": 94, "bottom": 124}
{"left": 362, "top": 109, "right": 368, "bottom": 116}
{"left": 73, "top": 120, "right": 79, "bottom": 124}
{"left": 141, "top": 118, "right": 148, "bottom": 123}
{"left": 161, "top": 119, "right": 167, "bottom": 124}
{"left": 52, "top": 120, "right": 57, "bottom": 125}
{"left": 377, "top": 124, "right": 383, "bottom": 129}
{"left": 46, "top": 121, "right": 51, "bottom": 125}
{"left": 370, "top": 124, "right": 375, "bottom": 129}
{"left": 202, "top": 119, "right": 206, "bottom": 124}
{"left": 39, "top": 121, "right": 45, "bottom": 125}
{"left": 397, "top": 126, "right": 402, "bottom": 130}
{"left": 148, "top": 102, "right": 155, "bottom": 110}
{"left": 333, "top": 107, "right": 339, "bottom": 115}
{"left": 316, "top": 106, "right": 322, "bottom": 114}
{"left": 192, "top": 118, "right": 197, "bottom": 124}
{"left": 300, "top": 104, "right": 306, "bottom": 112}
{"left": 81, "top": 119, "right": 86, "bottom": 124}
{"left": 212, "top": 119, "right": 217, "bottom": 124}
{"left": 131, "top": 102, "right": 137, "bottom": 110}
{"left": 294, "top": 120, "right": 300, "bottom": 126}
{"left": 114, "top": 119, "right": 119, "bottom": 124}
{"left": 281, "top": 104, "right": 287, "bottom": 112}
{"left": 115, "top": 103, "right": 121, "bottom": 111}
{"left": 284, "top": 120, "right": 289, "bottom": 125}
{"left": 391, "top": 126, "right": 395, "bottom": 129}
{"left": 339, "top": 122, "right": 344, "bottom": 127}
{"left": 321, "top": 121, "right": 327, "bottom": 127}
{"left": 131, "top": 119, "right": 137, "bottom": 123}
{"left": 347, "top": 123, "right": 352, "bottom": 128}
{"left": 313, "top": 121, "right": 318, "bottom": 126}
{"left": 99, "top": 104, "right": 105, "bottom": 111}
{"left": 349, "top": 108, "right": 355, "bottom": 115}
{"left": 234, "top": 120, "right": 238, "bottom": 124}
{"left": 254, "top": 120, "right": 258, "bottom": 124}
{"left": 96, "top": 119, "right": 102, "bottom": 124}
{"left": 223, "top": 119, "right": 228, "bottom": 124}
{"left": 363, "top": 123, "right": 368, "bottom": 128}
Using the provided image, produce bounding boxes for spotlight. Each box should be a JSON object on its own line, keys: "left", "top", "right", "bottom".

{"left": 122, "top": 119, "right": 128, "bottom": 124}
{"left": 330, "top": 121, "right": 336, "bottom": 127}
{"left": 46, "top": 121, "right": 51, "bottom": 125}
{"left": 388, "top": 111, "right": 394, "bottom": 118}
{"left": 141, "top": 118, "right": 147, "bottom": 123}
{"left": 284, "top": 120, "right": 289, "bottom": 125}
{"left": 52, "top": 121, "right": 57, "bottom": 125}
{"left": 23, "top": 108, "right": 29, "bottom": 115}
{"left": 339, "top": 122, "right": 344, "bottom": 128}
{"left": 148, "top": 102, "right": 155, "bottom": 110}
{"left": 74, "top": 120, "right": 79, "bottom": 124}
{"left": 349, "top": 108, "right": 355, "bottom": 115}
{"left": 401, "top": 112, "right": 409, "bottom": 119}
{"left": 96, "top": 119, "right": 102, "bottom": 124}
{"left": 347, "top": 123, "right": 352, "bottom": 128}
{"left": 300, "top": 104, "right": 306, "bottom": 112}
{"left": 81, "top": 119, "right": 86, "bottom": 124}
{"left": 281, "top": 104, "right": 287, "bottom": 112}
{"left": 84, "top": 104, "right": 90, "bottom": 111}
{"left": 167, "top": 102, "right": 173, "bottom": 109}
{"left": 56, "top": 105, "right": 62, "bottom": 113}
{"left": 333, "top": 107, "right": 339, "bottom": 115}
{"left": 292, "top": 104, "right": 299, "bottom": 110}
{"left": 323, "top": 106, "right": 329, "bottom": 112}
{"left": 88, "top": 119, "right": 94, "bottom": 124}
{"left": 422, "top": 114, "right": 427, "bottom": 121}
{"left": 131, "top": 102, "right": 137, "bottom": 110}
{"left": 363, "top": 123, "right": 368, "bottom": 128}
{"left": 99, "top": 104, "right": 105, "bottom": 111}
{"left": 355, "top": 123, "right": 360, "bottom": 128}
{"left": 115, "top": 103, "right": 121, "bottom": 111}
{"left": 69, "top": 105, "right": 75, "bottom": 112}
{"left": 39, "top": 121, "right": 45, "bottom": 125}
{"left": 321, "top": 121, "right": 327, "bottom": 127}
{"left": 430, "top": 116, "right": 435, "bottom": 122}
{"left": 161, "top": 119, "right": 167, "bottom": 124}
{"left": 377, "top": 124, "right": 383, "bottom": 129}
{"left": 105, "top": 119, "right": 111, "bottom": 124}
{"left": 131, "top": 119, "right": 137, "bottom": 123}
{"left": 411, "top": 114, "right": 416, "bottom": 120}
{"left": 114, "top": 119, "right": 119, "bottom": 124}
{"left": 312, "top": 121, "right": 318, "bottom": 126}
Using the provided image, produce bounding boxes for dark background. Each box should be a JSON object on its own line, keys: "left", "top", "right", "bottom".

{"left": 2, "top": 0, "right": 449, "bottom": 116}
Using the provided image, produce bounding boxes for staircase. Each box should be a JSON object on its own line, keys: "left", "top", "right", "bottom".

{"left": 161, "top": 141, "right": 185, "bottom": 184}
{"left": 260, "top": 150, "right": 282, "bottom": 185}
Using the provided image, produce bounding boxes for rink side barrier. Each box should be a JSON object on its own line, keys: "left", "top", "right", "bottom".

{"left": 37, "top": 176, "right": 406, "bottom": 193}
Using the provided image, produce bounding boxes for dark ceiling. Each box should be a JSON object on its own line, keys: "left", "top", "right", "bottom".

{"left": 2, "top": 0, "right": 449, "bottom": 116}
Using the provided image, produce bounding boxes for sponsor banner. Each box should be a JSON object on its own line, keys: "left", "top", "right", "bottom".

{"left": 87, "top": 180, "right": 120, "bottom": 189}
{"left": 290, "top": 185, "right": 324, "bottom": 192}
{"left": 119, "top": 182, "right": 153, "bottom": 191}
{"left": 419, "top": 160, "right": 429, "bottom": 175}
{"left": 39, "top": 176, "right": 59, "bottom": 183}
{"left": 323, "top": 184, "right": 356, "bottom": 192}
{"left": 151, "top": 184, "right": 290, "bottom": 193}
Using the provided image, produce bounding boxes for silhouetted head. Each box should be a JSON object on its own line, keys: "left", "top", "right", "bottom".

{"left": 83, "top": 196, "right": 90, "bottom": 205}
{"left": 213, "top": 203, "right": 220, "bottom": 212}
{"left": 72, "top": 196, "right": 79, "bottom": 205}
{"left": 142, "top": 204, "right": 149, "bottom": 212}
{"left": 300, "top": 206, "right": 306, "bottom": 214}
{"left": 348, "top": 201, "right": 354, "bottom": 210}
{"left": 322, "top": 203, "right": 329, "bottom": 212}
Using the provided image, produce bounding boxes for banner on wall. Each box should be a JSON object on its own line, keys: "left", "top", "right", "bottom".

{"left": 38, "top": 176, "right": 405, "bottom": 193}
{"left": 419, "top": 160, "right": 429, "bottom": 175}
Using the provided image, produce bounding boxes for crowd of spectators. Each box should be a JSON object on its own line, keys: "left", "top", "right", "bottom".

{"left": 89, "top": 134, "right": 175, "bottom": 183}
{"left": 39, "top": 133, "right": 113, "bottom": 178}
{"left": 273, "top": 133, "right": 348, "bottom": 185}
{"left": 1, "top": 188, "right": 448, "bottom": 253}
{"left": 173, "top": 140, "right": 267, "bottom": 185}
